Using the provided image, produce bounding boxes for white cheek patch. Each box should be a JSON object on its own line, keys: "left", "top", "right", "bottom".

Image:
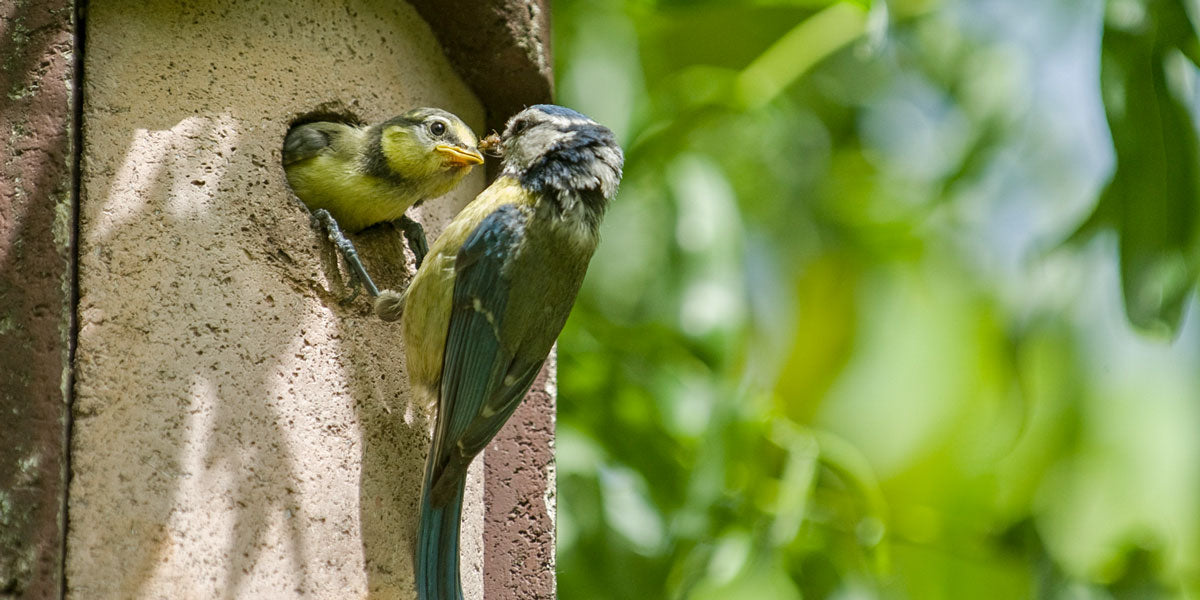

{"left": 539, "top": 111, "right": 580, "bottom": 129}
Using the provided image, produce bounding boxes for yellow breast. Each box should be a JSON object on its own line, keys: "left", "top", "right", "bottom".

{"left": 285, "top": 154, "right": 423, "bottom": 232}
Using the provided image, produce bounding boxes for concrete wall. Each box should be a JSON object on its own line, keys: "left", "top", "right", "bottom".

{"left": 65, "top": 1, "right": 550, "bottom": 598}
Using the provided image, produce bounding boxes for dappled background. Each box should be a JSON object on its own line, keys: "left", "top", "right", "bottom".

{"left": 551, "top": 0, "right": 1200, "bottom": 597}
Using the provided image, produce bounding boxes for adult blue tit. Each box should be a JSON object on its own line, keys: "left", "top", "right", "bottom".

{"left": 385, "top": 104, "right": 623, "bottom": 600}
{"left": 282, "top": 108, "right": 484, "bottom": 295}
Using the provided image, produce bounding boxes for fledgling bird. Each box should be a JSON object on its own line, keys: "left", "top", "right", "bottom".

{"left": 282, "top": 108, "right": 484, "bottom": 295}
{"left": 379, "top": 105, "right": 623, "bottom": 600}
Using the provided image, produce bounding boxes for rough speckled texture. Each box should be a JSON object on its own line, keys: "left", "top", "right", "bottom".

{"left": 0, "top": 1, "right": 77, "bottom": 598}
{"left": 485, "top": 360, "right": 557, "bottom": 599}
{"left": 69, "top": 1, "right": 492, "bottom": 598}
{"left": 409, "top": 0, "right": 553, "bottom": 134}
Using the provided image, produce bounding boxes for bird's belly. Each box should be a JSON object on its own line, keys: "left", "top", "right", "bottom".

{"left": 287, "top": 159, "right": 413, "bottom": 232}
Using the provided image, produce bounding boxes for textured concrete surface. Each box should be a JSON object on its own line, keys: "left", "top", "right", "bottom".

{"left": 409, "top": 0, "right": 553, "bottom": 134}
{"left": 69, "top": 1, "right": 492, "bottom": 598}
{"left": 0, "top": 1, "right": 77, "bottom": 598}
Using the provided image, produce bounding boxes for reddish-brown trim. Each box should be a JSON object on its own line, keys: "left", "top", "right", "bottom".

{"left": 484, "top": 364, "right": 557, "bottom": 599}
{"left": 0, "top": 1, "right": 80, "bottom": 598}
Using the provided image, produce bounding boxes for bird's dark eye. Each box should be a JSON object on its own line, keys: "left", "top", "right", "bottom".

{"left": 429, "top": 120, "right": 447, "bottom": 136}
{"left": 509, "top": 118, "right": 531, "bottom": 136}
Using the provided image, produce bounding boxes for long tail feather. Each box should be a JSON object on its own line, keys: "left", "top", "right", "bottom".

{"left": 416, "top": 468, "right": 466, "bottom": 600}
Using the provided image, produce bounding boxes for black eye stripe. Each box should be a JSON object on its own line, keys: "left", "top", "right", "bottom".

{"left": 511, "top": 117, "right": 535, "bottom": 135}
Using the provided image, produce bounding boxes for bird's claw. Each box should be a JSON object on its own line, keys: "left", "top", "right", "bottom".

{"left": 398, "top": 214, "right": 429, "bottom": 269}
{"left": 311, "top": 208, "right": 381, "bottom": 300}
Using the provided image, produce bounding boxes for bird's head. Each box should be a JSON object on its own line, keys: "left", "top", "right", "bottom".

{"left": 496, "top": 105, "right": 624, "bottom": 223}
{"left": 377, "top": 108, "right": 484, "bottom": 180}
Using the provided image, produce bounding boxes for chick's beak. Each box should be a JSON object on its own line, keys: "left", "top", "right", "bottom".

{"left": 434, "top": 144, "right": 484, "bottom": 167}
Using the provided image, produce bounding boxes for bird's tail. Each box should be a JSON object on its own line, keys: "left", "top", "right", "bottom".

{"left": 416, "top": 467, "right": 466, "bottom": 600}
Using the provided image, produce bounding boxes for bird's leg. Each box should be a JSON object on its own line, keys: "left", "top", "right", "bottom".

{"left": 311, "top": 209, "right": 381, "bottom": 301}
{"left": 397, "top": 214, "right": 429, "bottom": 269}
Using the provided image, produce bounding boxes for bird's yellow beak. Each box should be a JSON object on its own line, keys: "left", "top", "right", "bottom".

{"left": 434, "top": 144, "right": 485, "bottom": 167}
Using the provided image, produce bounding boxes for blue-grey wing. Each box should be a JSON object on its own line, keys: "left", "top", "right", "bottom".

{"left": 282, "top": 122, "right": 342, "bottom": 165}
{"left": 429, "top": 203, "right": 538, "bottom": 500}
{"left": 456, "top": 358, "right": 544, "bottom": 455}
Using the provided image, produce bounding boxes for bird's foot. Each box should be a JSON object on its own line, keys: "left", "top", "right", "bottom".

{"left": 311, "top": 208, "right": 381, "bottom": 301}
{"left": 397, "top": 214, "right": 429, "bottom": 269}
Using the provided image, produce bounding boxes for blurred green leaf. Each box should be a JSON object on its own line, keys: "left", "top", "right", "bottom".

{"left": 689, "top": 554, "right": 804, "bottom": 600}
{"left": 553, "top": 0, "right": 1200, "bottom": 597}
{"left": 1089, "top": 0, "right": 1200, "bottom": 335}
{"left": 736, "top": 2, "right": 871, "bottom": 109}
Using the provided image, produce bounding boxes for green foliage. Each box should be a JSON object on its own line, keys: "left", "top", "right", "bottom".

{"left": 553, "top": 0, "right": 1200, "bottom": 597}
{"left": 1074, "top": 0, "right": 1200, "bottom": 335}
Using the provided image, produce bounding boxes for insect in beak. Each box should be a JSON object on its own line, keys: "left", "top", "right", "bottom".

{"left": 478, "top": 133, "right": 503, "bottom": 157}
